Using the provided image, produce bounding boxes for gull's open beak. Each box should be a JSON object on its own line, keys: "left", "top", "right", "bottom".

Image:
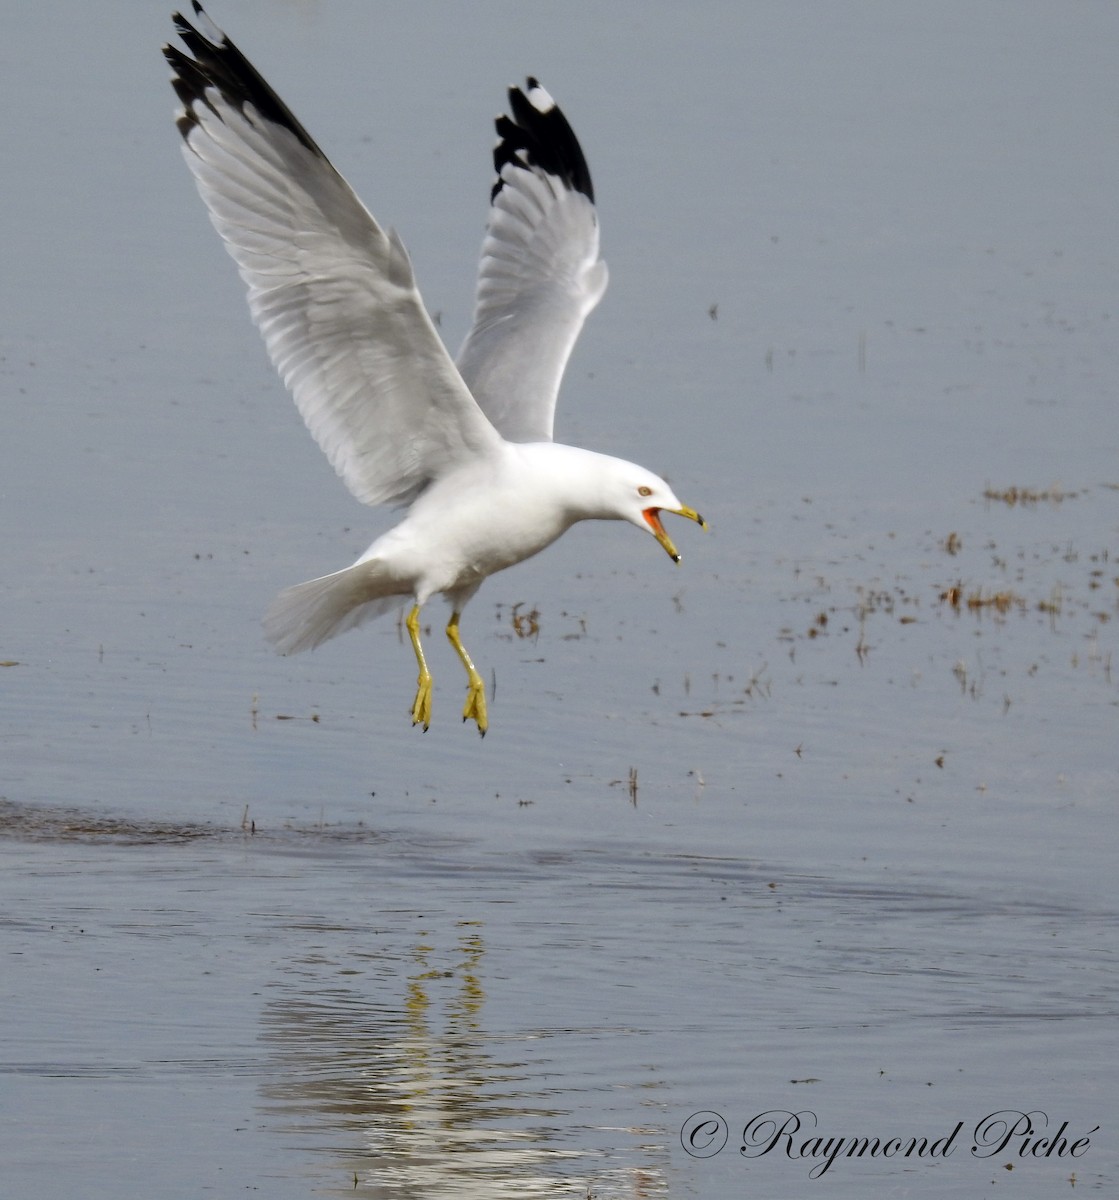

{"left": 643, "top": 505, "right": 709, "bottom": 563}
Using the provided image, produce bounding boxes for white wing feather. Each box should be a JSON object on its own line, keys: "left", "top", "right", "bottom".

{"left": 456, "top": 81, "right": 608, "bottom": 444}
{"left": 165, "top": 5, "right": 501, "bottom": 508}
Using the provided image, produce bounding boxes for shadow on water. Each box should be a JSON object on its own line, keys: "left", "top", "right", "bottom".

{"left": 0, "top": 796, "right": 387, "bottom": 849}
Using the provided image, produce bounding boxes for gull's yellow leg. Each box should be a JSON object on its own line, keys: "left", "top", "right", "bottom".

{"left": 446, "top": 612, "right": 488, "bottom": 736}
{"left": 405, "top": 604, "right": 432, "bottom": 730}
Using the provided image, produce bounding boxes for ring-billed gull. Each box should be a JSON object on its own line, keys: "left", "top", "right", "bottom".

{"left": 164, "top": 3, "right": 706, "bottom": 735}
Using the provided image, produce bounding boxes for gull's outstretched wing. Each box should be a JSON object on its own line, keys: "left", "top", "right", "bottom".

{"left": 455, "top": 80, "right": 609, "bottom": 444}
{"left": 164, "top": 3, "right": 502, "bottom": 508}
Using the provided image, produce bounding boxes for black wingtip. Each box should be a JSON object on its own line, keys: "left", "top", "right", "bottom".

{"left": 490, "top": 77, "right": 595, "bottom": 204}
{"left": 165, "top": 2, "right": 323, "bottom": 157}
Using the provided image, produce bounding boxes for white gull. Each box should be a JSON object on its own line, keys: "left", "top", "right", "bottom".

{"left": 164, "top": 2, "right": 706, "bottom": 735}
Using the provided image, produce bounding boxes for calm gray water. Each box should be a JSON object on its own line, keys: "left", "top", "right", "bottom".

{"left": 3, "top": 2, "right": 1117, "bottom": 1197}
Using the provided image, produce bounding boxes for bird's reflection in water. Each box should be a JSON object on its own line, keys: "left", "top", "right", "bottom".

{"left": 259, "top": 920, "right": 667, "bottom": 1197}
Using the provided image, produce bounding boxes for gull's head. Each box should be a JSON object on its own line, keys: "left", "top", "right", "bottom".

{"left": 610, "top": 464, "right": 708, "bottom": 564}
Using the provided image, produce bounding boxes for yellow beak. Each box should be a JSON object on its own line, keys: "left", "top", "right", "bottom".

{"left": 643, "top": 505, "right": 709, "bottom": 563}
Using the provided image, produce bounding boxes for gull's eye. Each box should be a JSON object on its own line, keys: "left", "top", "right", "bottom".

{"left": 637, "top": 485, "right": 653, "bottom": 497}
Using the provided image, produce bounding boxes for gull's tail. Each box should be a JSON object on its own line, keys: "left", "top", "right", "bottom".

{"left": 263, "top": 560, "right": 404, "bottom": 655}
